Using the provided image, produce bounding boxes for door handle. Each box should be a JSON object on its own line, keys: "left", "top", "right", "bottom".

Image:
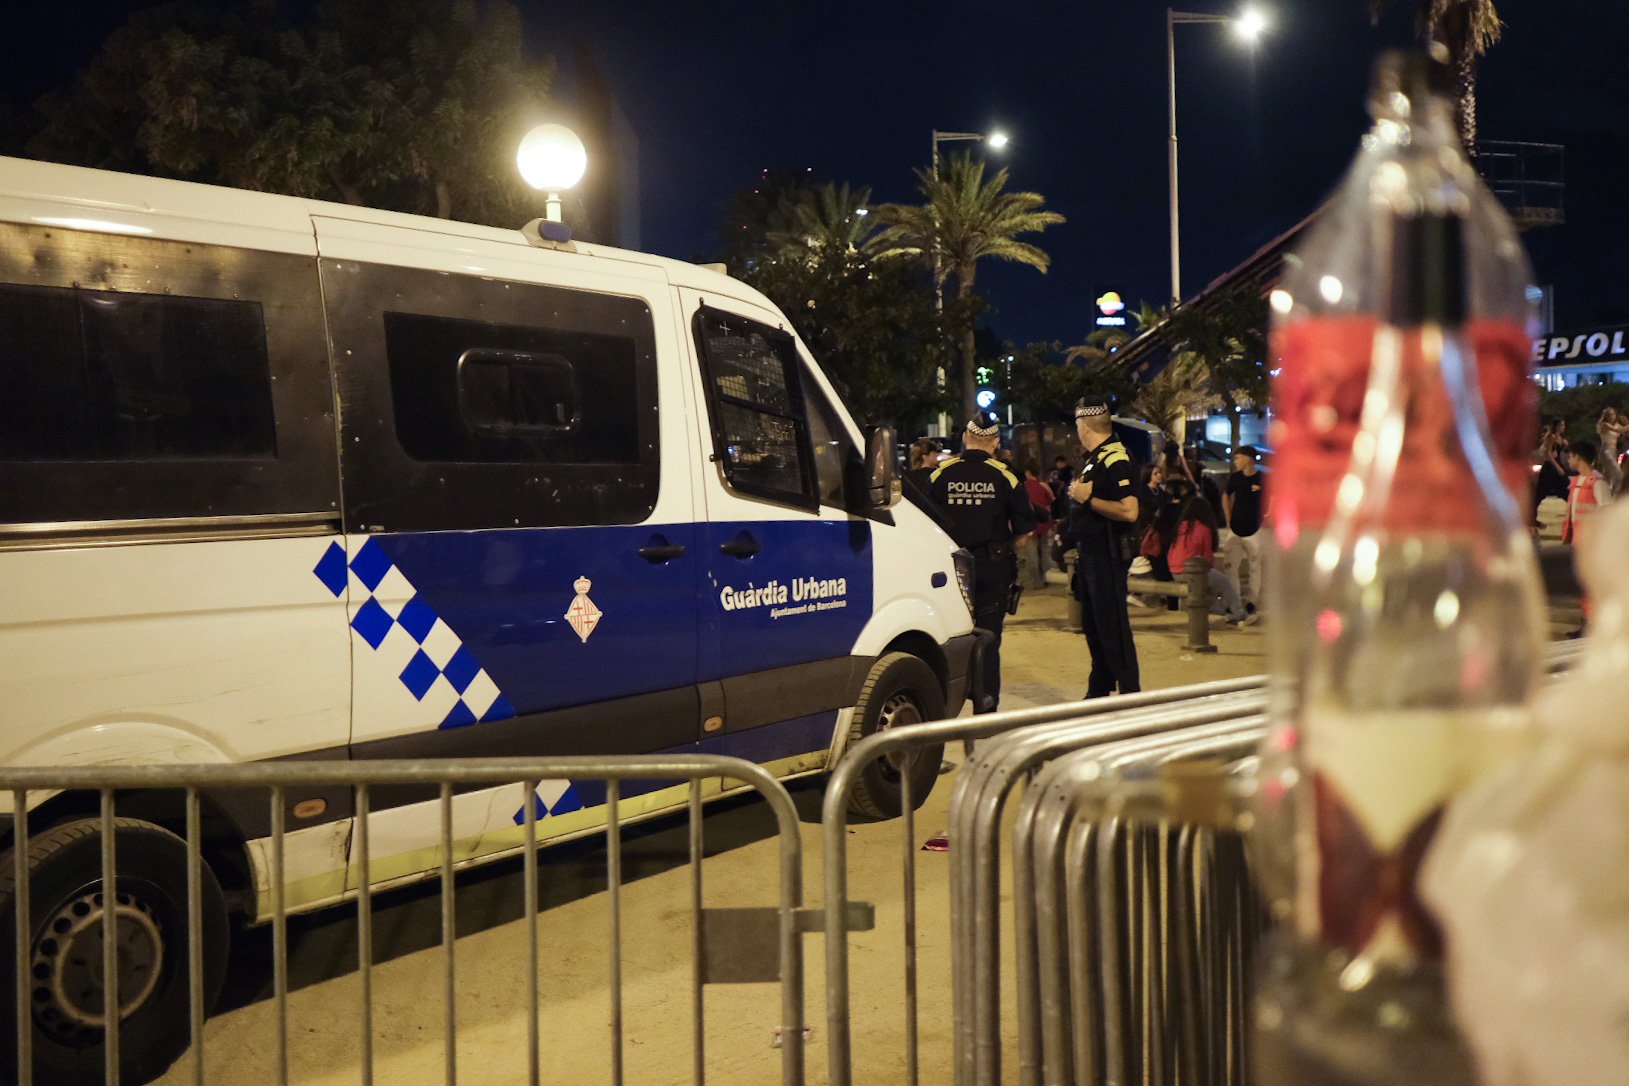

{"left": 718, "top": 532, "right": 761, "bottom": 558}
{"left": 638, "top": 543, "right": 688, "bottom": 563}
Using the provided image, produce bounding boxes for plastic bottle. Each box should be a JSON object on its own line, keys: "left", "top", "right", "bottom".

{"left": 1252, "top": 48, "right": 1545, "bottom": 1085}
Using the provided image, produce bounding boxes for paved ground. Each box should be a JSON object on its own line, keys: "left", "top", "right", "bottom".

{"left": 153, "top": 581, "right": 1267, "bottom": 1086}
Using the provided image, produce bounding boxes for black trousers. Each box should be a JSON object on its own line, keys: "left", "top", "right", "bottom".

{"left": 971, "top": 554, "right": 1016, "bottom": 712}
{"left": 1075, "top": 543, "right": 1140, "bottom": 698}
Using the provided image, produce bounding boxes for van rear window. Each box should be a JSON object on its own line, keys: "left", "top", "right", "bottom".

{"left": 0, "top": 283, "right": 276, "bottom": 462}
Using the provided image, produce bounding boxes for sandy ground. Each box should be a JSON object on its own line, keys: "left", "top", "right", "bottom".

{"left": 148, "top": 581, "right": 1268, "bottom": 1086}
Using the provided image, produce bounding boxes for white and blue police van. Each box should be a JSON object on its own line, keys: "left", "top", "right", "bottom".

{"left": 0, "top": 155, "right": 981, "bottom": 1081}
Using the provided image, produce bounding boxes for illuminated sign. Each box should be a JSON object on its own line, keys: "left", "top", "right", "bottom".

{"left": 1094, "top": 287, "right": 1129, "bottom": 328}
{"left": 975, "top": 389, "right": 997, "bottom": 409}
{"left": 1535, "top": 324, "right": 1629, "bottom": 366}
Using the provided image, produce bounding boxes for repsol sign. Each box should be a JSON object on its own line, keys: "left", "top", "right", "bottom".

{"left": 1535, "top": 325, "right": 1629, "bottom": 365}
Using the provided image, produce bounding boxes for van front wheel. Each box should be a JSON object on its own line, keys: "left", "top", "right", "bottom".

{"left": 845, "top": 652, "right": 946, "bottom": 821}
{"left": 0, "top": 817, "right": 230, "bottom": 1086}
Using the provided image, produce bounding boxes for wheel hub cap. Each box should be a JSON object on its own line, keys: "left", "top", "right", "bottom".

{"left": 33, "top": 889, "right": 164, "bottom": 1039}
{"left": 876, "top": 692, "right": 925, "bottom": 779}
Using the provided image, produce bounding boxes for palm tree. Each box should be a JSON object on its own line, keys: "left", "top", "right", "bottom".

{"left": 1369, "top": 0, "right": 1504, "bottom": 150}
{"left": 874, "top": 153, "right": 1064, "bottom": 419}
{"left": 1133, "top": 353, "right": 1222, "bottom": 446}
{"left": 767, "top": 182, "right": 885, "bottom": 263}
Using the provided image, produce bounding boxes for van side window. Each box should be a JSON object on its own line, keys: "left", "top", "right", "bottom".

{"left": 693, "top": 308, "right": 818, "bottom": 511}
{"left": 322, "top": 259, "right": 660, "bottom": 533}
{"left": 0, "top": 284, "right": 276, "bottom": 462}
{"left": 385, "top": 313, "right": 636, "bottom": 466}
{"left": 802, "top": 372, "right": 862, "bottom": 511}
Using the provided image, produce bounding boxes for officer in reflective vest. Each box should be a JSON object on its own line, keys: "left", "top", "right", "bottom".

{"left": 1062, "top": 397, "right": 1141, "bottom": 697}
{"left": 930, "top": 410, "right": 1036, "bottom": 711}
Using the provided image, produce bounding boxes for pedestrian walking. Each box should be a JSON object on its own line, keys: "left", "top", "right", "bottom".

{"left": 1061, "top": 397, "right": 1141, "bottom": 698}
{"left": 1222, "top": 445, "right": 1266, "bottom": 613}
{"left": 929, "top": 411, "right": 1035, "bottom": 712}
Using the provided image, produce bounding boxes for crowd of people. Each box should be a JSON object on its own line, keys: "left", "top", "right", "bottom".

{"left": 904, "top": 402, "right": 1268, "bottom": 707}
{"left": 1538, "top": 410, "right": 1628, "bottom": 549}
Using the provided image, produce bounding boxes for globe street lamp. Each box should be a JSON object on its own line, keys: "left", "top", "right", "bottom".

{"left": 930, "top": 129, "right": 1009, "bottom": 436}
{"left": 517, "top": 123, "right": 587, "bottom": 224}
{"left": 1167, "top": 7, "right": 1266, "bottom": 302}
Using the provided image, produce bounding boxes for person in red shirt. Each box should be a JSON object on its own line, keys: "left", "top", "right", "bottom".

{"left": 1564, "top": 440, "right": 1610, "bottom": 547}
{"left": 1167, "top": 496, "right": 1257, "bottom": 626}
{"left": 1016, "top": 461, "right": 1055, "bottom": 587}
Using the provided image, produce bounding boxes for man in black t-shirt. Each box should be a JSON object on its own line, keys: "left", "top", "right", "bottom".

{"left": 1060, "top": 398, "right": 1141, "bottom": 697}
{"left": 1222, "top": 445, "right": 1266, "bottom": 612}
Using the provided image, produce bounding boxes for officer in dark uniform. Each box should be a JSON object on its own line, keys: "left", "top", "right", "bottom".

{"left": 929, "top": 410, "right": 1035, "bottom": 712}
{"left": 1061, "top": 397, "right": 1142, "bottom": 697}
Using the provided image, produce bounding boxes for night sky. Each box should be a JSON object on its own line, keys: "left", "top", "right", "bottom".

{"left": 4, "top": 1, "right": 1625, "bottom": 350}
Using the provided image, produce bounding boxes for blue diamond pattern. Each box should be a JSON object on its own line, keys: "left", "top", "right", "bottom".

{"left": 512, "top": 792, "right": 549, "bottom": 826}
{"left": 549, "top": 786, "right": 584, "bottom": 817}
{"left": 481, "top": 695, "right": 516, "bottom": 723}
{"left": 397, "top": 595, "right": 437, "bottom": 643}
{"left": 351, "top": 597, "right": 394, "bottom": 650}
{"left": 349, "top": 539, "right": 393, "bottom": 592}
{"left": 442, "top": 646, "right": 480, "bottom": 693}
{"left": 313, "top": 543, "right": 349, "bottom": 597}
{"left": 399, "top": 650, "right": 440, "bottom": 701}
{"left": 440, "top": 700, "right": 477, "bottom": 729}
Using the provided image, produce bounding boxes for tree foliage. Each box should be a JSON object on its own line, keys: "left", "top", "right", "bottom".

{"left": 727, "top": 180, "right": 952, "bottom": 433}
{"left": 1007, "top": 340, "right": 1136, "bottom": 426}
{"left": 1540, "top": 384, "right": 1626, "bottom": 453}
{"left": 1159, "top": 289, "right": 1271, "bottom": 448}
{"left": 873, "top": 153, "right": 1064, "bottom": 419}
{"left": 1133, "top": 353, "right": 1222, "bottom": 444}
{"left": 28, "top": 0, "right": 557, "bottom": 224}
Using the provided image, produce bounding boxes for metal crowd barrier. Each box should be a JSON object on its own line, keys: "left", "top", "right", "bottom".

{"left": 0, "top": 755, "right": 809, "bottom": 1086}
{"left": 821, "top": 640, "right": 1584, "bottom": 1086}
{"left": 821, "top": 676, "right": 1265, "bottom": 1086}
{"left": 1011, "top": 725, "right": 1264, "bottom": 1086}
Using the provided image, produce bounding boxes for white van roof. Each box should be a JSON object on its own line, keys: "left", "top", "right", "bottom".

{"left": 0, "top": 154, "right": 773, "bottom": 309}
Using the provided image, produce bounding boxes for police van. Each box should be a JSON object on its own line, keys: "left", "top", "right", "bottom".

{"left": 0, "top": 156, "right": 980, "bottom": 1080}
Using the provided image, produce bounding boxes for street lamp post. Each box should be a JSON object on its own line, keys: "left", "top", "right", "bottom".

{"left": 929, "top": 129, "right": 1008, "bottom": 436}
{"left": 1167, "top": 8, "right": 1266, "bottom": 303}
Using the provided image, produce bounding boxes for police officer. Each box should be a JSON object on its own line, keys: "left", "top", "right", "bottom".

{"left": 1062, "top": 398, "right": 1141, "bottom": 697}
{"left": 930, "top": 410, "right": 1035, "bottom": 712}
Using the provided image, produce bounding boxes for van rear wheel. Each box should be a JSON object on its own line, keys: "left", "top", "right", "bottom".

{"left": 0, "top": 817, "right": 229, "bottom": 1086}
{"left": 845, "top": 652, "right": 946, "bottom": 821}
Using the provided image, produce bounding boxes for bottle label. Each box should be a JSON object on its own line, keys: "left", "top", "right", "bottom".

{"left": 1300, "top": 707, "right": 1474, "bottom": 962}
{"left": 1270, "top": 316, "right": 1535, "bottom": 541}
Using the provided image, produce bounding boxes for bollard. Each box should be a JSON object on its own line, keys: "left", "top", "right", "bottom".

{"left": 1182, "top": 556, "right": 1217, "bottom": 653}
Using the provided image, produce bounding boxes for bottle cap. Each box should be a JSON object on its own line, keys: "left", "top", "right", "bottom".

{"left": 1368, "top": 46, "right": 1453, "bottom": 120}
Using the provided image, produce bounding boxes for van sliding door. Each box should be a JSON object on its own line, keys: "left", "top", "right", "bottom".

{"left": 312, "top": 217, "right": 701, "bottom": 886}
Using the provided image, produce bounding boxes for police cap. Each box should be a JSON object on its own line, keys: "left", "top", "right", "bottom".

{"left": 965, "top": 410, "right": 1002, "bottom": 437}
{"left": 1074, "top": 397, "right": 1111, "bottom": 420}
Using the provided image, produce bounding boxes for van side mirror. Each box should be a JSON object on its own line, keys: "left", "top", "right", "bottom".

{"left": 864, "top": 425, "right": 898, "bottom": 508}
